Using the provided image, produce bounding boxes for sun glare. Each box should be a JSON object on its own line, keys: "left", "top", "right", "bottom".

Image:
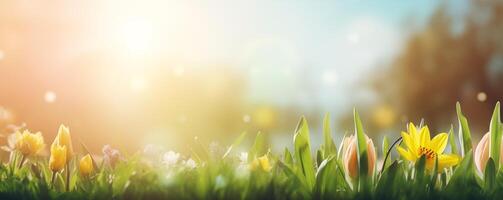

{"left": 117, "top": 18, "right": 154, "bottom": 55}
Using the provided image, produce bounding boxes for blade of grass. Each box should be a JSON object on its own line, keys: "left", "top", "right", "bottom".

{"left": 353, "top": 109, "right": 367, "bottom": 177}
{"left": 484, "top": 158, "right": 495, "bottom": 191}
{"left": 222, "top": 132, "right": 247, "bottom": 159}
{"left": 456, "top": 102, "right": 472, "bottom": 157}
{"left": 293, "top": 116, "right": 315, "bottom": 188}
{"left": 249, "top": 131, "right": 265, "bottom": 162}
{"left": 322, "top": 113, "right": 337, "bottom": 157}
{"left": 489, "top": 102, "right": 501, "bottom": 169}
{"left": 382, "top": 136, "right": 390, "bottom": 170}
{"left": 448, "top": 125, "right": 458, "bottom": 155}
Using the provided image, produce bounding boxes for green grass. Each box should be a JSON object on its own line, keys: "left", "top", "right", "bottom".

{"left": 1, "top": 102, "right": 503, "bottom": 200}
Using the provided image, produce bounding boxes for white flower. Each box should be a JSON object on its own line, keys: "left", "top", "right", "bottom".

{"left": 235, "top": 153, "right": 250, "bottom": 179}
{"left": 162, "top": 151, "right": 180, "bottom": 166}
{"left": 239, "top": 152, "right": 248, "bottom": 163}
{"left": 183, "top": 158, "right": 197, "bottom": 170}
{"left": 143, "top": 144, "right": 162, "bottom": 155}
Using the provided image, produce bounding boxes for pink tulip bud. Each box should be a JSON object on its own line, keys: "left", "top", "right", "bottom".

{"left": 474, "top": 132, "right": 503, "bottom": 173}
{"left": 341, "top": 134, "right": 376, "bottom": 178}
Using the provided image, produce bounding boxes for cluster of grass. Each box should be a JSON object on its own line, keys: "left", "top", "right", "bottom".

{"left": 1, "top": 102, "right": 503, "bottom": 200}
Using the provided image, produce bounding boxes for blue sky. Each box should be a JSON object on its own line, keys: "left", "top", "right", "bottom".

{"left": 212, "top": 0, "right": 469, "bottom": 114}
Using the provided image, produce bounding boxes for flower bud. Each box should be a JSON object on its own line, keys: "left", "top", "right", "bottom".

{"left": 52, "top": 124, "right": 74, "bottom": 161}
{"left": 79, "top": 154, "right": 94, "bottom": 177}
{"left": 474, "top": 132, "right": 503, "bottom": 173}
{"left": 49, "top": 144, "right": 67, "bottom": 172}
{"left": 341, "top": 134, "right": 376, "bottom": 178}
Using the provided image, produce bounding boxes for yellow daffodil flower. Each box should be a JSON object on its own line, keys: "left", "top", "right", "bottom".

{"left": 250, "top": 154, "right": 272, "bottom": 172}
{"left": 15, "top": 130, "right": 45, "bottom": 157}
{"left": 49, "top": 144, "right": 67, "bottom": 172}
{"left": 79, "top": 154, "right": 94, "bottom": 177}
{"left": 397, "top": 123, "right": 460, "bottom": 171}
{"left": 52, "top": 124, "right": 74, "bottom": 161}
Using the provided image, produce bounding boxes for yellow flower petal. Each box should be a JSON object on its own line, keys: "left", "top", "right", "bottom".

{"left": 419, "top": 126, "right": 431, "bottom": 147}
{"left": 438, "top": 154, "right": 460, "bottom": 169}
{"left": 430, "top": 133, "right": 448, "bottom": 153}
{"left": 401, "top": 131, "right": 417, "bottom": 156}
{"left": 397, "top": 146, "right": 415, "bottom": 161}
{"left": 408, "top": 123, "right": 419, "bottom": 143}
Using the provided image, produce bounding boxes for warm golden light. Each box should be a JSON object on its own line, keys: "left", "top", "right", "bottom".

{"left": 116, "top": 18, "right": 154, "bottom": 56}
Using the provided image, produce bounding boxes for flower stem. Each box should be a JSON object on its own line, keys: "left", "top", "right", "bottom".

{"left": 18, "top": 155, "right": 26, "bottom": 169}
{"left": 379, "top": 137, "right": 403, "bottom": 175}
{"left": 65, "top": 163, "right": 70, "bottom": 191}
{"left": 51, "top": 171, "right": 56, "bottom": 189}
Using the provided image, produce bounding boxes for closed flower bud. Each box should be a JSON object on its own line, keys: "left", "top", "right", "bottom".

{"left": 474, "top": 132, "right": 503, "bottom": 173}
{"left": 49, "top": 144, "right": 67, "bottom": 172}
{"left": 52, "top": 125, "right": 73, "bottom": 161}
{"left": 79, "top": 154, "right": 94, "bottom": 177}
{"left": 15, "top": 130, "right": 45, "bottom": 156}
{"left": 250, "top": 154, "right": 272, "bottom": 172}
{"left": 341, "top": 134, "right": 376, "bottom": 178}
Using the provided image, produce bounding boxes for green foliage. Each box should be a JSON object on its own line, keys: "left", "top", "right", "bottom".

{"left": 489, "top": 102, "right": 502, "bottom": 169}
{"left": 3, "top": 103, "right": 503, "bottom": 199}
{"left": 322, "top": 113, "right": 337, "bottom": 158}
{"left": 456, "top": 102, "right": 472, "bottom": 157}
{"left": 293, "top": 116, "right": 316, "bottom": 189}
{"left": 448, "top": 125, "right": 458, "bottom": 155}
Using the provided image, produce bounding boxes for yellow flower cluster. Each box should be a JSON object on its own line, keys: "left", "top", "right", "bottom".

{"left": 14, "top": 130, "right": 45, "bottom": 157}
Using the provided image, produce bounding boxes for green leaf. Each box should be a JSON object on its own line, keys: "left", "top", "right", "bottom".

{"left": 283, "top": 147, "right": 293, "bottom": 166}
{"left": 490, "top": 102, "right": 502, "bottom": 169}
{"left": 293, "top": 116, "right": 316, "bottom": 188}
{"left": 249, "top": 131, "right": 265, "bottom": 162}
{"left": 446, "top": 151, "right": 482, "bottom": 198}
{"left": 322, "top": 113, "right": 337, "bottom": 157}
{"left": 354, "top": 109, "right": 368, "bottom": 177}
{"left": 313, "top": 156, "right": 349, "bottom": 198}
{"left": 430, "top": 157, "right": 439, "bottom": 190}
{"left": 277, "top": 160, "right": 310, "bottom": 197}
{"left": 415, "top": 155, "right": 427, "bottom": 184}
{"left": 316, "top": 149, "right": 324, "bottom": 167}
{"left": 484, "top": 158, "right": 496, "bottom": 191}
{"left": 382, "top": 136, "right": 390, "bottom": 169}
{"left": 448, "top": 125, "right": 458, "bottom": 155}
{"left": 456, "top": 102, "right": 472, "bottom": 157}
{"left": 223, "top": 131, "right": 247, "bottom": 159}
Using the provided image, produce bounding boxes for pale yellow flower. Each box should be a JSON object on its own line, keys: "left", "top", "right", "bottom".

{"left": 15, "top": 130, "right": 45, "bottom": 156}
{"left": 250, "top": 154, "right": 272, "bottom": 172}
{"left": 52, "top": 124, "right": 74, "bottom": 161}
{"left": 49, "top": 144, "right": 67, "bottom": 172}
{"left": 79, "top": 154, "right": 94, "bottom": 176}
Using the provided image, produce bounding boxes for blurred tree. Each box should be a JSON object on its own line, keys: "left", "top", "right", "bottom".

{"left": 372, "top": 2, "right": 503, "bottom": 133}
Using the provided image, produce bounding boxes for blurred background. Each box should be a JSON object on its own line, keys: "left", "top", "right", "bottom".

{"left": 0, "top": 0, "right": 502, "bottom": 155}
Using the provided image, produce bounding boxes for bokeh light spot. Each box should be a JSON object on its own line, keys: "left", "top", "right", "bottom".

{"left": 44, "top": 91, "right": 57, "bottom": 103}
{"left": 477, "top": 92, "right": 487, "bottom": 102}
{"left": 242, "top": 115, "right": 251, "bottom": 123}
